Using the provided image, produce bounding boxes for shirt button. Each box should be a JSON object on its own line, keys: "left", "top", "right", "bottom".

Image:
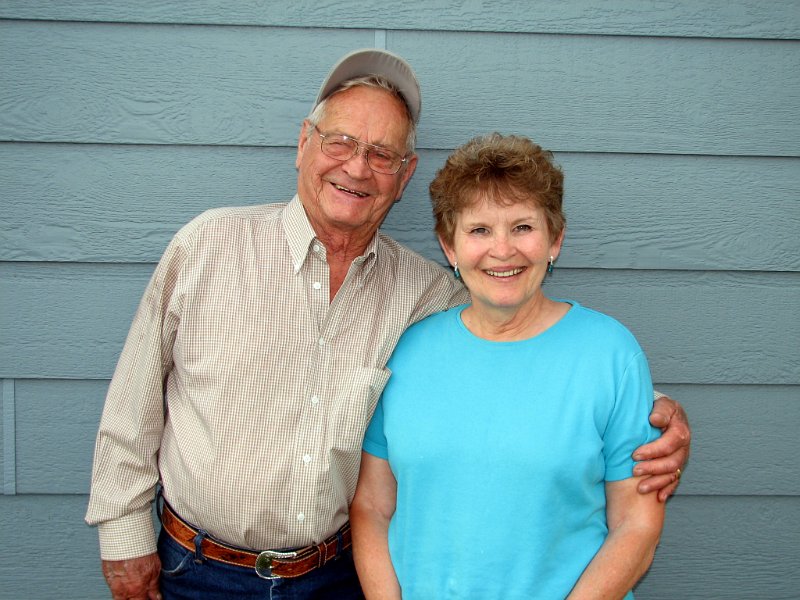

{"left": 310, "top": 395, "right": 320, "bottom": 405}
{"left": 312, "top": 281, "right": 322, "bottom": 290}
{"left": 302, "top": 454, "right": 312, "bottom": 464}
{"left": 297, "top": 513, "right": 305, "bottom": 523}
{"left": 312, "top": 244, "right": 321, "bottom": 253}
{"left": 318, "top": 338, "right": 325, "bottom": 346}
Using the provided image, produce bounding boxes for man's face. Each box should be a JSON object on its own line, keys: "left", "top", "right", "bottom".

{"left": 296, "top": 86, "right": 418, "bottom": 240}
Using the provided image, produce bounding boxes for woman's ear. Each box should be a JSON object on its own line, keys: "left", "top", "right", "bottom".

{"left": 438, "top": 234, "right": 456, "bottom": 267}
{"left": 550, "top": 228, "right": 566, "bottom": 261}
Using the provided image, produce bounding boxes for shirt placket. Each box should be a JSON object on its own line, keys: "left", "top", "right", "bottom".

{"left": 286, "top": 243, "right": 363, "bottom": 540}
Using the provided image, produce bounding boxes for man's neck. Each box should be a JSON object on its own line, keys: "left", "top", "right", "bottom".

{"left": 315, "top": 227, "right": 377, "bottom": 302}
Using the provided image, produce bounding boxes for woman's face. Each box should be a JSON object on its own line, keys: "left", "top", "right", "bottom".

{"left": 441, "top": 195, "right": 563, "bottom": 317}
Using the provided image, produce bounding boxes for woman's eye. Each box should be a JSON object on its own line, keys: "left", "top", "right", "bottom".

{"left": 515, "top": 224, "right": 532, "bottom": 232}
{"left": 470, "top": 227, "right": 488, "bottom": 235}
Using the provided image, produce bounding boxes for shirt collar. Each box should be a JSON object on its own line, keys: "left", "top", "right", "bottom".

{"left": 282, "top": 194, "right": 380, "bottom": 276}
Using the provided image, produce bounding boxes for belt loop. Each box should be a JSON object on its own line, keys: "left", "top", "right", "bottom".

{"left": 155, "top": 485, "right": 164, "bottom": 522}
{"left": 336, "top": 529, "right": 343, "bottom": 556}
{"left": 193, "top": 530, "right": 208, "bottom": 564}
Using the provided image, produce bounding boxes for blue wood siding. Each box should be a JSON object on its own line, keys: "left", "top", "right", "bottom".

{"left": 1, "top": 2, "right": 798, "bottom": 598}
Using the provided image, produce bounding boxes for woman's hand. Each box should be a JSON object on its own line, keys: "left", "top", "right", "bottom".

{"left": 633, "top": 395, "right": 691, "bottom": 501}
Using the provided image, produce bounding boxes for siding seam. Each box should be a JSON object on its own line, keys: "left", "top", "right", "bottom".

{"left": 2, "top": 378, "right": 16, "bottom": 495}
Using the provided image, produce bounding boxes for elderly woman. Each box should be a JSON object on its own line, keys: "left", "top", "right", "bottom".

{"left": 350, "top": 133, "right": 666, "bottom": 599}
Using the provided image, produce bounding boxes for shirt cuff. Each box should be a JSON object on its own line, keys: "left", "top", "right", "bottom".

{"left": 97, "top": 507, "right": 158, "bottom": 560}
{"left": 653, "top": 389, "right": 667, "bottom": 401}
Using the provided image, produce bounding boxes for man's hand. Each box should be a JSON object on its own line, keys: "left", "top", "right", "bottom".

{"left": 632, "top": 395, "right": 691, "bottom": 502}
{"left": 102, "top": 554, "right": 162, "bottom": 600}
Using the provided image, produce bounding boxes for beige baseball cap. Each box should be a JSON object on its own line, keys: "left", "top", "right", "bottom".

{"left": 314, "top": 48, "right": 421, "bottom": 123}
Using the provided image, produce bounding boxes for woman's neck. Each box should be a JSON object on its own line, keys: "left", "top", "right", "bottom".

{"left": 461, "top": 296, "right": 571, "bottom": 342}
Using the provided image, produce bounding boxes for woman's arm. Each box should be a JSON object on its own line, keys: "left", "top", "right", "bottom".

{"left": 350, "top": 452, "right": 402, "bottom": 600}
{"left": 567, "top": 476, "right": 665, "bottom": 600}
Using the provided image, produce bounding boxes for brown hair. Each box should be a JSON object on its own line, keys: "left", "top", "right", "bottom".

{"left": 430, "top": 133, "right": 565, "bottom": 247}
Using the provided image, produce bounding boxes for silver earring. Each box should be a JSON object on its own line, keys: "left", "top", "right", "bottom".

{"left": 453, "top": 261, "right": 461, "bottom": 280}
{"left": 547, "top": 256, "right": 555, "bottom": 275}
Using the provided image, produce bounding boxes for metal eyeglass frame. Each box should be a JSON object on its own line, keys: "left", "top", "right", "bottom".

{"left": 313, "top": 126, "right": 408, "bottom": 175}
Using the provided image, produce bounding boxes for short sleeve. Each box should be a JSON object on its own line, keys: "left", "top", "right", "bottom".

{"left": 604, "top": 352, "right": 661, "bottom": 481}
{"left": 362, "top": 395, "right": 389, "bottom": 459}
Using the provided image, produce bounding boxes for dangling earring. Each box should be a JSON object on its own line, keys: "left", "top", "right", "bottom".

{"left": 453, "top": 261, "right": 461, "bottom": 280}
{"left": 547, "top": 256, "right": 555, "bottom": 275}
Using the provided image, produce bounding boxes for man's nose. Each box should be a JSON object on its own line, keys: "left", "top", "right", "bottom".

{"left": 342, "top": 146, "right": 372, "bottom": 178}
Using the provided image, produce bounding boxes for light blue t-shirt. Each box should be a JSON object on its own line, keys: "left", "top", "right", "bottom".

{"left": 363, "top": 301, "right": 659, "bottom": 599}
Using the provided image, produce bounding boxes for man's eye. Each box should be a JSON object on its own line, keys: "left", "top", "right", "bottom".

{"left": 371, "top": 150, "right": 396, "bottom": 163}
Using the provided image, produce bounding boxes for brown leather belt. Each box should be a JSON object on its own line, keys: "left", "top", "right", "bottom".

{"left": 160, "top": 501, "right": 351, "bottom": 579}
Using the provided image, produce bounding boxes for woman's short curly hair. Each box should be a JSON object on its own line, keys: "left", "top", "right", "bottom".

{"left": 430, "top": 133, "right": 565, "bottom": 247}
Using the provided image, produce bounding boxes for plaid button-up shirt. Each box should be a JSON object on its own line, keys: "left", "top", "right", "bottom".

{"left": 86, "top": 195, "right": 467, "bottom": 560}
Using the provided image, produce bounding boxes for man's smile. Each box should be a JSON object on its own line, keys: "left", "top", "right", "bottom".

{"left": 332, "top": 182, "right": 369, "bottom": 198}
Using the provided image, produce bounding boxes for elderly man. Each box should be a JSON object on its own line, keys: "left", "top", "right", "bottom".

{"left": 86, "top": 49, "right": 690, "bottom": 599}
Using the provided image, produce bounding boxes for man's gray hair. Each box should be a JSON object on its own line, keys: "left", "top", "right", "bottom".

{"left": 306, "top": 75, "right": 417, "bottom": 154}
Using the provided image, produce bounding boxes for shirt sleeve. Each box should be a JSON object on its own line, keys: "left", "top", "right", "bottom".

{"left": 407, "top": 264, "right": 469, "bottom": 327}
{"left": 603, "top": 351, "right": 661, "bottom": 482}
{"left": 84, "top": 231, "right": 188, "bottom": 560}
{"left": 362, "top": 395, "right": 390, "bottom": 460}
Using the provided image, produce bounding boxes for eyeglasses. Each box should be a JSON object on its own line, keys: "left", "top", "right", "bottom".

{"left": 314, "top": 127, "right": 408, "bottom": 175}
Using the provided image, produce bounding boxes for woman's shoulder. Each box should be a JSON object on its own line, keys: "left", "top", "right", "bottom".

{"left": 405, "top": 304, "right": 464, "bottom": 336}
{"left": 562, "top": 301, "right": 642, "bottom": 350}
{"left": 393, "top": 305, "right": 464, "bottom": 353}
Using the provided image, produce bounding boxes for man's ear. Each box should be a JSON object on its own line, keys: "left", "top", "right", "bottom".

{"left": 394, "top": 153, "right": 418, "bottom": 201}
{"left": 296, "top": 120, "right": 313, "bottom": 169}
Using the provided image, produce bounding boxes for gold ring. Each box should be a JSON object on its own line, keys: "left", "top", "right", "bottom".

{"left": 675, "top": 468, "right": 682, "bottom": 480}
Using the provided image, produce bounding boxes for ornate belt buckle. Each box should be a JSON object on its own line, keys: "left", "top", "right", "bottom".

{"left": 255, "top": 549, "right": 298, "bottom": 579}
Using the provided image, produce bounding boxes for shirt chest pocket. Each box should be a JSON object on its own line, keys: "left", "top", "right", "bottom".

{"left": 326, "top": 367, "right": 391, "bottom": 452}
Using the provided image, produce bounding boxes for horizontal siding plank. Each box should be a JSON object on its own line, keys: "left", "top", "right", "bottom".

{"left": 0, "top": 263, "right": 148, "bottom": 380}
{"left": 391, "top": 30, "right": 800, "bottom": 155}
{"left": 1, "top": 263, "right": 797, "bottom": 384}
{"left": 0, "top": 21, "right": 372, "bottom": 146}
{"left": 0, "top": 494, "right": 135, "bottom": 598}
{"left": 2, "top": 22, "right": 798, "bottom": 155}
{"left": 0, "top": 495, "right": 797, "bottom": 598}
{"left": 0, "top": 144, "right": 297, "bottom": 263}
{"left": 650, "top": 384, "right": 800, "bottom": 496}
{"left": 387, "top": 151, "right": 800, "bottom": 272}
{"left": 14, "top": 379, "right": 103, "bottom": 495}
{"left": 3, "top": 144, "right": 798, "bottom": 271}
{"left": 12, "top": 379, "right": 798, "bottom": 496}
{"left": 1, "top": 1, "right": 798, "bottom": 39}
{"left": 636, "top": 495, "right": 800, "bottom": 599}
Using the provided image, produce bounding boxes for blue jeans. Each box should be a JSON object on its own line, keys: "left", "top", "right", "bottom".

{"left": 157, "top": 527, "right": 365, "bottom": 599}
